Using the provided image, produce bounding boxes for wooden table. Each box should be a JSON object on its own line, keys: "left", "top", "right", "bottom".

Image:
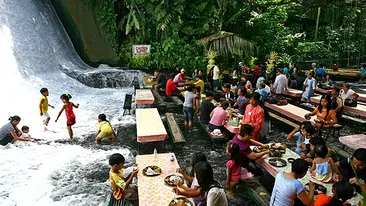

{"left": 252, "top": 146, "right": 363, "bottom": 205}
{"left": 142, "top": 76, "right": 156, "bottom": 88}
{"left": 339, "top": 134, "right": 366, "bottom": 150}
{"left": 136, "top": 89, "right": 155, "bottom": 105}
{"left": 311, "top": 95, "right": 366, "bottom": 118}
{"left": 136, "top": 153, "right": 194, "bottom": 206}
{"left": 224, "top": 121, "right": 240, "bottom": 134}
{"left": 283, "top": 88, "right": 303, "bottom": 98}
{"left": 315, "top": 88, "right": 331, "bottom": 95}
{"left": 264, "top": 102, "right": 316, "bottom": 123}
{"left": 136, "top": 108, "right": 167, "bottom": 143}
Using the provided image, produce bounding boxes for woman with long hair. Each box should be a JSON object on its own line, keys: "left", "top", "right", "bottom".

{"left": 305, "top": 95, "right": 337, "bottom": 128}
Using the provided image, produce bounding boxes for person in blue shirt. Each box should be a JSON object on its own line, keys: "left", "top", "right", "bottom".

{"left": 255, "top": 83, "right": 268, "bottom": 103}
{"left": 283, "top": 63, "right": 289, "bottom": 75}
{"left": 316, "top": 64, "right": 326, "bottom": 82}
{"left": 360, "top": 63, "right": 366, "bottom": 83}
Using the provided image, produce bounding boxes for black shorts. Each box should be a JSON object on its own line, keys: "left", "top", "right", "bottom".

{"left": 0, "top": 134, "right": 14, "bottom": 146}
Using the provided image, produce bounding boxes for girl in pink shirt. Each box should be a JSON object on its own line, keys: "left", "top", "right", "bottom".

{"left": 209, "top": 102, "right": 229, "bottom": 133}
{"left": 225, "top": 141, "right": 242, "bottom": 195}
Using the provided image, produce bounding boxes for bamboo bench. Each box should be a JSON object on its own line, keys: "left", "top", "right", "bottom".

{"left": 152, "top": 89, "right": 167, "bottom": 113}
{"left": 165, "top": 113, "right": 186, "bottom": 147}
{"left": 241, "top": 178, "right": 271, "bottom": 206}
{"left": 170, "top": 96, "right": 183, "bottom": 108}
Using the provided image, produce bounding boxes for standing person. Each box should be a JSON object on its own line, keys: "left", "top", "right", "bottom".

{"left": 360, "top": 63, "right": 366, "bottom": 83}
{"left": 316, "top": 64, "right": 326, "bottom": 82}
{"left": 283, "top": 63, "right": 289, "bottom": 75}
{"left": 241, "top": 92, "right": 264, "bottom": 141}
{"left": 200, "top": 91, "right": 215, "bottom": 125}
{"left": 335, "top": 148, "right": 366, "bottom": 193}
{"left": 290, "top": 64, "right": 298, "bottom": 77}
{"left": 39, "top": 88, "right": 54, "bottom": 131}
{"left": 273, "top": 69, "right": 288, "bottom": 96}
{"left": 301, "top": 71, "right": 316, "bottom": 102}
{"left": 270, "top": 159, "right": 315, "bottom": 206}
{"left": 255, "top": 83, "right": 268, "bottom": 103}
{"left": 0, "top": 116, "right": 29, "bottom": 146}
{"left": 212, "top": 64, "right": 220, "bottom": 90}
{"left": 253, "top": 65, "right": 260, "bottom": 84}
{"left": 166, "top": 73, "right": 182, "bottom": 97}
{"left": 312, "top": 63, "right": 317, "bottom": 75}
{"left": 174, "top": 161, "right": 228, "bottom": 206}
{"left": 340, "top": 83, "right": 359, "bottom": 102}
{"left": 55, "top": 94, "right": 79, "bottom": 139}
{"left": 183, "top": 85, "right": 197, "bottom": 127}
{"left": 95, "top": 114, "right": 117, "bottom": 144}
{"left": 330, "top": 87, "right": 343, "bottom": 119}
{"left": 231, "top": 69, "right": 239, "bottom": 85}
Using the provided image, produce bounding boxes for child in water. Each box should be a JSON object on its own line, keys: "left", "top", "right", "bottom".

{"left": 55, "top": 94, "right": 79, "bottom": 139}
{"left": 310, "top": 144, "right": 341, "bottom": 183}
{"left": 39, "top": 88, "right": 54, "bottom": 131}
{"left": 20, "top": 126, "right": 40, "bottom": 141}
{"left": 96, "top": 114, "right": 117, "bottom": 144}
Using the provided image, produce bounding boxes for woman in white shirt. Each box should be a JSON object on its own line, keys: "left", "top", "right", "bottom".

{"left": 340, "top": 83, "right": 359, "bottom": 101}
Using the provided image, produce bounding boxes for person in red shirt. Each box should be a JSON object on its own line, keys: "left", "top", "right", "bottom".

{"left": 241, "top": 92, "right": 264, "bottom": 141}
{"left": 253, "top": 65, "right": 260, "bottom": 84}
{"left": 166, "top": 73, "right": 182, "bottom": 96}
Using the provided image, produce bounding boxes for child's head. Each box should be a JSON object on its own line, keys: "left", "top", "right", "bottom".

{"left": 291, "top": 159, "right": 308, "bottom": 178}
{"left": 239, "top": 124, "right": 254, "bottom": 141}
{"left": 309, "top": 136, "right": 325, "bottom": 152}
{"left": 98, "top": 114, "right": 107, "bottom": 122}
{"left": 206, "top": 91, "right": 214, "bottom": 101}
{"left": 190, "top": 152, "right": 207, "bottom": 176}
{"left": 195, "top": 75, "right": 201, "bottom": 81}
{"left": 352, "top": 148, "right": 366, "bottom": 170}
{"left": 314, "top": 144, "right": 328, "bottom": 158}
{"left": 331, "top": 181, "right": 354, "bottom": 203}
{"left": 109, "top": 153, "right": 125, "bottom": 170}
{"left": 60, "top": 94, "right": 72, "bottom": 103}
{"left": 221, "top": 101, "right": 229, "bottom": 110}
{"left": 40, "top": 88, "right": 49, "bottom": 96}
{"left": 301, "top": 123, "right": 315, "bottom": 137}
{"left": 250, "top": 92, "right": 261, "bottom": 106}
{"left": 259, "top": 82, "right": 265, "bottom": 89}
{"left": 223, "top": 84, "right": 231, "bottom": 93}
{"left": 21, "top": 125, "right": 29, "bottom": 133}
{"left": 226, "top": 141, "right": 241, "bottom": 166}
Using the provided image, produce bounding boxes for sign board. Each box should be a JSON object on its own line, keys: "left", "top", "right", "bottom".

{"left": 132, "top": 45, "right": 151, "bottom": 57}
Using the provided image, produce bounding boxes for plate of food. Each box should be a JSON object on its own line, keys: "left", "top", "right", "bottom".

{"left": 169, "top": 197, "right": 194, "bottom": 206}
{"left": 164, "top": 174, "right": 184, "bottom": 186}
{"left": 287, "top": 158, "right": 295, "bottom": 163}
{"left": 270, "top": 143, "right": 286, "bottom": 150}
{"left": 269, "top": 150, "right": 282, "bottom": 158}
{"left": 269, "top": 158, "right": 287, "bottom": 167}
{"left": 142, "top": 166, "right": 162, "bottom": 176}
{"left": 304, "top": 182, "right": 327, "bottom": 195}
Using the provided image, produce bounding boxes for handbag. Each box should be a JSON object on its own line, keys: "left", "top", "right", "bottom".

{"left": 344, "top": 99, "right": 357, "bottom": 107}
{"left": 276, "top": 96, "right": 288, "bottom": 105}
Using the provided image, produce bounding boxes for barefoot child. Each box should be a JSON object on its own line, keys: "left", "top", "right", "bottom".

{"left": 96, "top": 114, "right": 117, "bottom": 144}
{"left": 310, "top": 144, "right": 341, "bottom": 183}
{"left": 109, "top": 153, "right": 139, "bottom": 206}
{"left": 39, "top": 88, "right": 54, "bottom": 131}
{"left": 55, "top": 94, "right": 79, "bottom": 139}
{"left": 20, "top": 126, "right": 40, "bottom": 141}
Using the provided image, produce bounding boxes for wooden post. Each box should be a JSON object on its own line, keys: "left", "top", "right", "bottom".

{"left": 315, "top": 7, "right": 321, "bottom": 42}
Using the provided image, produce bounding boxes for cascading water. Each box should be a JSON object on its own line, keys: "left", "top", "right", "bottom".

{"left": 0, "top": 0, "right": 141, "bottom": 205}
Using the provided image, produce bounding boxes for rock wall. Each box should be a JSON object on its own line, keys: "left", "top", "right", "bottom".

{"left": 51, "top": 0, "right": 118, "bottom": 66}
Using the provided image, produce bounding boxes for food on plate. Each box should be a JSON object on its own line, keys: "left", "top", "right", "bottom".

{"left": 304, "top": 182, "right": 327, "bottom": 195}
{"left": 165, "top": 175, "right": 184, "bottom": 186}
{"left": 142, "top": 166, "right": 162, "bottom": 176}
{"left": 169, "top": 197, "right": 193, "bottom": 206}
{"left": 269, "top": 158, "right": 287, "bottom": 167}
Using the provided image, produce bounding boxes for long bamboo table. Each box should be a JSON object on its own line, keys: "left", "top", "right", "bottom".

{"left": 136, "top": 89, "right": 155, "bottom": 105}
{"left": 252, "top": 146, "right": 363, "bottom": 205}
{"left": 264, "top": 102, "right": 316, "bottom": 123}
{"left": 136, "top": 108, "right": 167, "bottom": 143}
{"left": 136, "top": 153, "right": 194, "bottom": 206}
{"left": 283, "top": 88, "right": 303, "bottom": 98}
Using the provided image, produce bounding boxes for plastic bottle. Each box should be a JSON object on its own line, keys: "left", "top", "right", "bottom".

{"left": 153, "top": 148, "right": 157, "bottom": 160}
{"left": 170, "top": 154, "right": 175, "bottom": 162}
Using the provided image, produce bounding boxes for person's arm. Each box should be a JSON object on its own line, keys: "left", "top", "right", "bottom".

{"left": 249, "top": 139, "right": 269, "bottom": 149}
{"left": 112, "top": 129, "right": 117, "bottom": 138}
{"left": 287, "top": 125, "right": 300, "bottom": 140}
{"left": 334, "top": 98, "right": 343, "bottom": 112}
{"left": 311, "top": 80, "right": 316, "bottom": 96}
{"left": 39, "top": 98, "right": 45, "bottom": 115}
{"left": 309, "top": 159, "right": 316, "bottom": 173}
{"left": 72, "top": 102, "right": 79, "bottom": 108}
{"left": 124, "top": 169, "right": 138, "bottom": 188}
{"left": 329, "top": 158, "right": 341, "bottom": 175}
{"left": 297, "top": 183, "right": 315, "bottom": 206}
{"left": 226, "top": 167, "right": 232, "bottom": 188}
{"left": 305, "top": 108, "right": 318, "bottom": 117}
{"left": 209, "top": 110, "right": 214, "bottom": 119}
{"left": 324, "top": 111, "right": 337, "bottom": 126}
{"left": 55, "top": 105, "right": 66, "bottom": 122}
{"left": 14, "top": 125, "right": 22, "bottom": 136}
{"left": 174, "top": 186, "right": 201, "bottom": 197}
{"left": 176, "top": 168, "right": 193, "bottom": 183}
{"left": 247, "top": 150, "right": 270, "bottom": 160}
{"left": 10, "top": 130, "right": 29, "bottom": 142}
{"left": 352, "top": 92, "right": 359, "bottom": 100}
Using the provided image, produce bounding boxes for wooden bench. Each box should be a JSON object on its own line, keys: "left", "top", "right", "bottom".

{"left": 268, "top": 111, "right": 299, "bottom": 128}
{"left": 197, "top": 117, "right": 226, "bottom": 144}
{"left": 170, "top": 96, "right": 183, "bottom": 108}
{"left": 123, "top": 94, "right": 132, "bottom": 116}
{"left": 241, "top": 178, "right": 271, "bottom": 206}
{"left": 152, "top": 90, "right": 167, "bottom": 113}
{"left": 165, "top": 113, "right": 186, "bottom": 147}
{"left": 329, "top": 145, "right": 351, "bottom": 159}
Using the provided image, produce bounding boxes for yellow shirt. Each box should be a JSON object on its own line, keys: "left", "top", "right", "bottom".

{"left": 39, "top": 95, "right": 48, "bottom": 113}
{"left": 109, "top": 169, "right": 126, "bottom": 200}
{"left": 194, "top": 79, "right": 205, "bottom": 92}
{"left": 97, "top": 121, "right": 113, "bottom": 139}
